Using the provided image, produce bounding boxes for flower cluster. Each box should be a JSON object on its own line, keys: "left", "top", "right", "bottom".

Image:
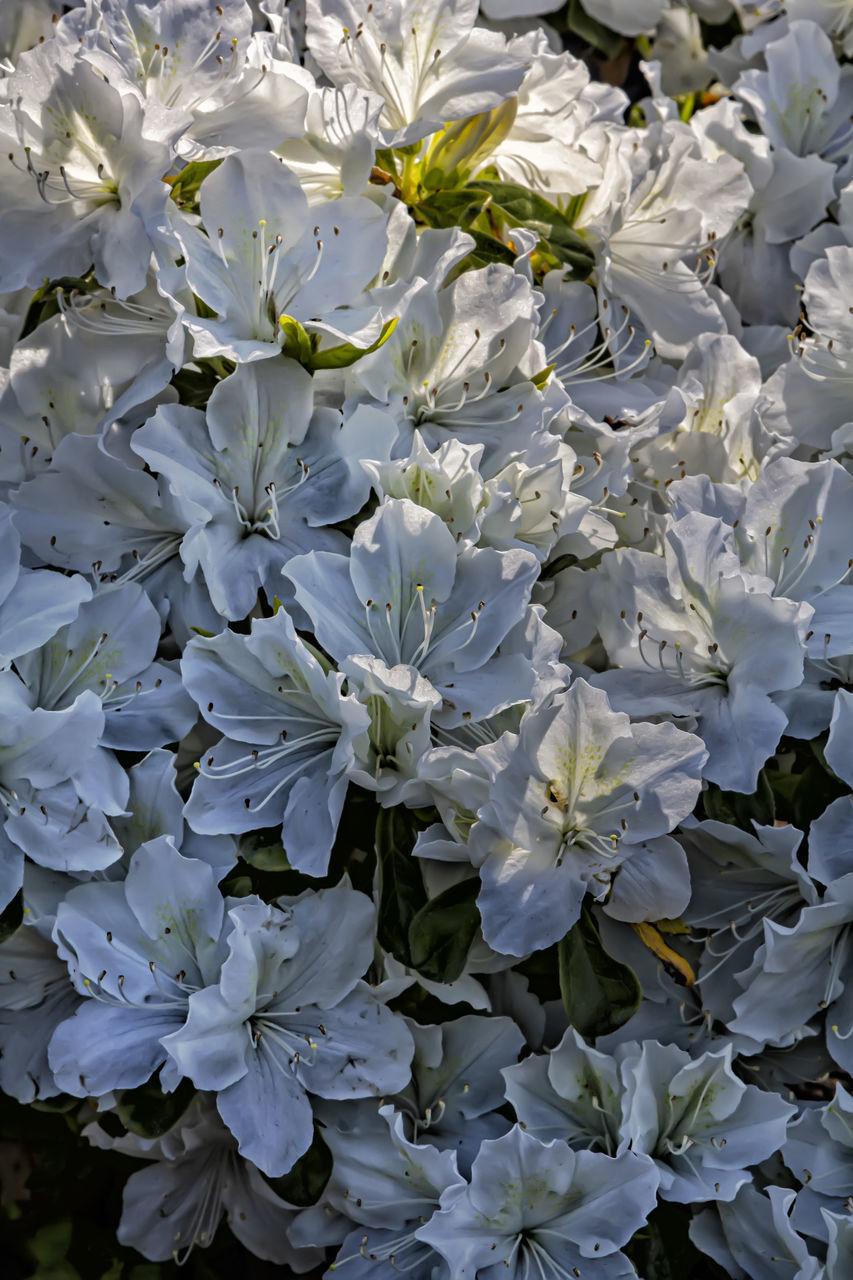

{"left": 2, "top": 1, "right": 853, "bottom": 1277}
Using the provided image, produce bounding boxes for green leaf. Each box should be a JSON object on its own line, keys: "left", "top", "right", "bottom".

{"left": 30, "top": 1094, "right": 79, "bottom": 1115}
{"left": 20, "top": 275, "right": 96, "bottom": 340}
{"left": 408, "top": 877, "right": 481, "bottom": 983}
{"left": 810, "top": 733, "right": 836, "bottom": 778}
{"left": 278, "top": 315, "right": 400, "bottom": 372}
{"left": 0, "top": 889, "right": 23, "bottom": 944}
{"left": 309, "top": 317, "right": 399, "bottom": 370}
{"left": 116, "top": 1076, "right": 196, "bottom": 1139}
{"left": 239, "top": 829, "right": 290, "bottom": 872}
{"left": 466, "top": 228, "right": 517, "bottom": 267}
{"left": 678, "top": 92, "right": 697, "bottom": 123}
{"left": 516, "top": 942, "right": 562, "bottom": 1003}
{"left": 414, "top": 98, "right": 519, "bottom": 194}
{"left": 558, "top": 906, "right": 641, "bottom": 1038}
{"left": 540, "top": 553, "right": 578, "bottom": 580}
{"left": 220, "top": 873, "right": 253, "bottom": 897}
{"left": 27, "top": 1264, "right": 80, "bottom": 1280}
{"left": 417, "top": 181, "right": 593, "bottom": 276}
{"left": 263, "top": 1126, "right": 332, "bottom": 1206}
{"left": 169, "top": 365, "right": 220, "bottom": 409}
{"left": 786, "top": 759, "right": 847, "bottom": 829}
{"left": 530, "top": 364, "right": 555, "bottom": 389}
{"left": 164, "top": 159, "right": 222, "bottom": 210}
{"left": 27, "top": 1220, "right": 82, "bottom": 1278}
{"left": 417, "top": 188, "right": 491, "bottom": 231}
{"left": 566, "top": 0, "right": 624, "bottom": 57}
{"left": 375, "top": 807, "right": 427, "bottom": 967}
{"left": 473, "top": 181, "right": 595, "bottom": 274}
{"left": 278, "top": 314, "right": 315, "bottom": 365}
{"left": 702, "top": 770, "right": 775, "bottom": 830}
{"left": 471, "top": 180, "right": 558, "bottom": 225}
{"left": 30, "top": 1220, "right": 73, "bottom": 1267}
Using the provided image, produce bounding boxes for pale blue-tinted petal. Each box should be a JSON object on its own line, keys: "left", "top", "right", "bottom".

{"left": 271, "top": 883, "right": 375, "bottom": 1007}
{"left": 826, "top": 690, "right": 853, "bottom": 789}
{"left": 5, "top": 781, "right": 123, "bottom": 873}
{"left": 604, "top": 836, "right": 692, "bottom": 922}
{"left": 291, "top": 989, "right": 414, "bottom": 1099}
{"left": 216, "top": 1041, "right": 315, "bottom": 1176}
{"left": 49, "top": 1001, "right": 184, "bottom": 1096}
{"left": 0, "top": 568, "right": 91, "bottom": 666}
{"left": 478, "top": 849, "right": 586, "bottom": 957}
{"left": 162, "top": 985, "right": 250, "bottom": 1093}
{"left": 124, "top": 837, "right": 226, "bottom": 986}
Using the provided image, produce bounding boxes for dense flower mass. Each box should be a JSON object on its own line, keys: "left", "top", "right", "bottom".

{"left": 2, "top": 1, "right": 853, "bottom": 1277}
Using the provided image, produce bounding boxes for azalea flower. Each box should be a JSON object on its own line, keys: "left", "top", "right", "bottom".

{"left": 182, "top": 608, "right": 369, "bottom": 876}
{"left": 469, "top": 678, "right": 706, "bottom": 956}
{"left": 0, "top": 41, "right": 184, "bottom": 296}
{"left": 592, "top": 511, "right": 813, "bottom": 792}
{"left": 91, "top": 1094, "right": 323, "bottom": 1267}
{"left": 48, "top": 836, "right": 233, "bottom": 1096}
{"left": 305, "top": 0, "right": 527, "bottom": 145}
{"left": 163, "top": 884, "right": 414, "bottom": 1176}
{"left": 292, "top": 1099, "right": 465, "bottom": 1276}
{"left": 285, "top": 497, "right": 542, "bottom": 728}
{"left": 164, "top": 149, "right": 389, "bottom": 363}
{"left": 132, "top": 359, "right": 357, "bottom": 619}
{"left": 416, "top": 1125, "right": 660, "bottom": 1279}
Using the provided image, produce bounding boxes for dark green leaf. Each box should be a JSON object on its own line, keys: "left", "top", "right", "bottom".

{"left": 466, "top": 228, "right": 517, "bottom": 267}
{"left": 263, "top": 1126, "right": 332, "bottom": 1206}
{"left": 558, "top": 906, "right": 641, "bottom": 1037}
{"left": 0, "top": 889, "right": 23, "bottom": 944}
{"left": 566, "top": 0, "right": 624, "bottom": 57}
{"left": 537, "top": 233, "right": 597, "bottom": 278}
{"left": 474, "top": 181, "right": 595, "bottom": 273}
{"left": 408, "top": 877, "right": 481, "bottom": 983}
{"left": 416, "top": 188, "right": 490, "bottom": 230}
{"left": 20, "top": 275, "right": 96, "bottom": 340}
{"left": 220, "top": 873, "right": 254, "bottom": 897}
{"left": 240, "top": 829, "right": 290, "bottom": 872}
{"left": 472, "top": 180, "right": 563, "bottom": 226}
{"left": 169, "top": 365, "right": 220, "bottom": 409}
{"left": 625, "top": 1201, "right": 731, "bottom": 1279}
{"left": 116, "top": 1076, "right": 196, "bottom": 1139}
{"left": 375, "top": 807, "right": 427, "bottom": 967}
{"left": 791, "top": 760, "right": 848, "bottom": 829}
{"left": 30, "top": 1094, "right": 79, "bottom": 1115}
{"left": 703, "top": 770, "right": 775, "bottom": 830}
{"left": 810, "top": 733, "right": 836, "bottom": 778}
{"left": 516, "top": 942, "right": 562, "bottom": 1003}
{"left": 540, "top": 553, "right": 578, "bottom": 580}
{"left": 28, "top": 1219, "right": 82, "bottom": 1278}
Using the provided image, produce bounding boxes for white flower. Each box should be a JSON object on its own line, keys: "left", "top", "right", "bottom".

{"left": 305, "top": 0, "right": 528, "bottom": 145}
{"left": 0, "top": 42, "right": 185, "bottom": 296}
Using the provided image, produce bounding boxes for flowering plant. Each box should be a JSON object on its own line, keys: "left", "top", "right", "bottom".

{"left": 2, "top": 2, "right": 853, "bottom": 1278}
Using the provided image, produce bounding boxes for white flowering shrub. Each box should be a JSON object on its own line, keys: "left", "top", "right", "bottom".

{"left": 1, "top": 2, "right": 853, "bottom": 1277}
